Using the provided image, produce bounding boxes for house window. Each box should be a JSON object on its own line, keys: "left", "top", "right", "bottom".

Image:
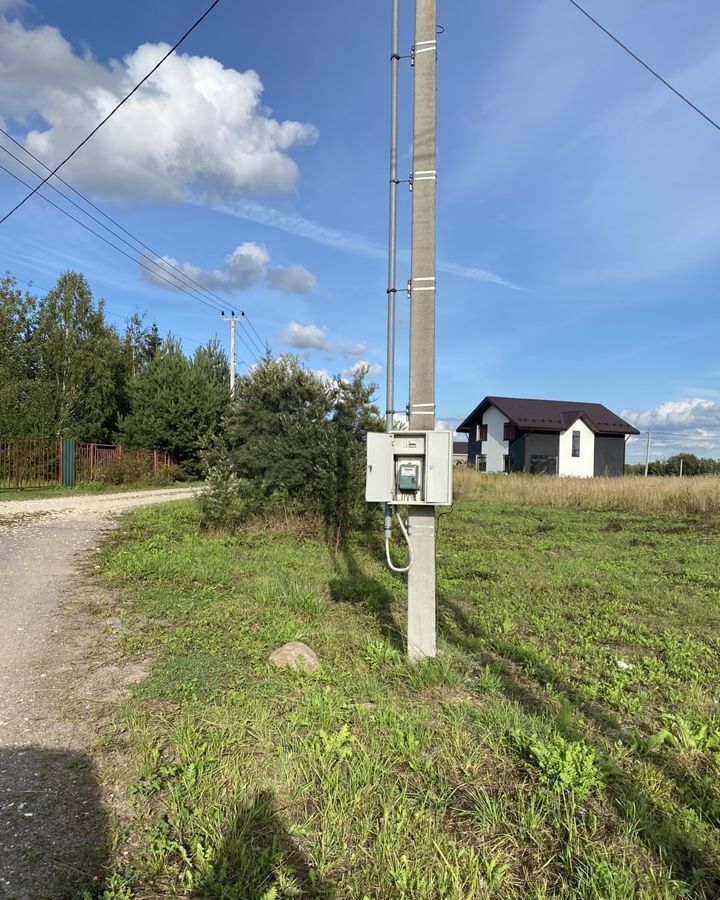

{"left": 503, "top": 454, "right": 512, "bottom": 473}
{"left": 475, "top": 423, "right": 487, "bottom": 442}
{"left": 572, "top": 430, "right": 581, "bottom": 457}
{"left": 503, "top": 423, "right": 515, "bottom": 442}
{"left": 476, "top": 455, "right": 487, "bottom": 473}
{"left": 530, "top": 455, "right": 558, "bottom": 475}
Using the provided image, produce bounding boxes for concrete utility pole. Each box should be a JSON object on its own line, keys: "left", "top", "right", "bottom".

{"left": 644, "top": 430, "right": 652, "bottom": 477}
{"left": 407, "top": 0, "right": 437, "bottom": 660}
{"left": 222, "top": 311, "right": 236, "bottom": 395}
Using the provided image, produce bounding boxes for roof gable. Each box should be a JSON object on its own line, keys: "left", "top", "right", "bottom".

{"left": 458, "top": 396, "right": 639, "bottom": 436}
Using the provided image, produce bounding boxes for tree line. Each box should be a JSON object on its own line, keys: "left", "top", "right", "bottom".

{"left": 625, "top": 455, "right": 720, "bottom": 477}
{"left": 1, "top": 271, "right": 229, "bottom": 473}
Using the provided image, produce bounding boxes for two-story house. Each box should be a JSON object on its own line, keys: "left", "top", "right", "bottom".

{"left": 457, "top": 396, "right": 639, "bottom": 477}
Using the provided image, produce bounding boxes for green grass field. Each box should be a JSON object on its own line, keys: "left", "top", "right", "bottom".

{"left": 94, "top": 494, "right": 720, "bottom": 899}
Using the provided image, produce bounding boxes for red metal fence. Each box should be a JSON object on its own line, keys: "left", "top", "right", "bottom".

{"left": 0, "top": 437, "right": 174, "bottom": 490}
{"left": 0, "top": 437, "right": 61, "bottom": 489}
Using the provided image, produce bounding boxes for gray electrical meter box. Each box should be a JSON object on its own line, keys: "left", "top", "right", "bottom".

{"left": 365, "top": 430, "right": 453, "bottom": 506}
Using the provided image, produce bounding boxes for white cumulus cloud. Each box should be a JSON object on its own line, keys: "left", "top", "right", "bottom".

{"left": 278, "top": 321, "right": 366, "bottom": 360}
{"left": 622, "top": 398, "right": 720, "bottom": 462}
{"left": 266, "top": 264, "right": 317, "bottom": 294}
{"left": 0, "top": 18, "right": 317, "bottom": 202}
{"left": 621, "top": 399, "right": 720, "bottom": 431}
{"left": 141, "top": 243, "right": 269, "bottom": 292}
{"left": 341, "top": 360, "right": 383, "bottom": 379}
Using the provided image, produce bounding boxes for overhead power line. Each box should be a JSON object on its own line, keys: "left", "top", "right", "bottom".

{"left": 0, "top": 128, "right": 267, "bottom": 356}
{"left": 0, "top": 163, "right": 261, "bottom": 361}
{"left": 0, "top": 0, "right": 223, "bottom": 226}
{"left": 568, "top": 0, "right": 720, "bottom": 132}
{"left": 11, "top": 276, "right": 210, "bottom": 350}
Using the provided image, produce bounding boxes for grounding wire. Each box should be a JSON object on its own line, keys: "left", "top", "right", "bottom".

{"left": 0, "top": 131, "right": 267, "bottom": 353}
{"left": 0, "top": 163, "right": 260, "bottom": 362}
{"left": 568, "top": 0, "right": 720, "bottom": 132}
{"left": 0, "top": 0, "right": 223, "bottom": 225}
{"left": 385, "top": 510, "right": 414, "bottom": 574}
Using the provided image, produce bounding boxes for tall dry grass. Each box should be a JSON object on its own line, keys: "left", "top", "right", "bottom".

{"left": 453, "top": 468, "right": 720, "bottom": 516}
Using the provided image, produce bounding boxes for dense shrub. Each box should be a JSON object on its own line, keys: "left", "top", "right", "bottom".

{"left": 202, "top": 356, "right": 383, "bottom": 543}
{"left": 93, "top": 456, "right": 179, "bottom": 487}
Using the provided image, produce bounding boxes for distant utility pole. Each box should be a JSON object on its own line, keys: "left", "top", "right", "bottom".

{"left": 679, "top": 457, "right": 683, "bottom": 478}
{"left": 407, "top": 0, "right": 438, "bottom": 660}
{"left": 644, "top": 430, "right": 652, "bottom": 477}
{"left": 221, "top": 311, "right": 236, "bottom": 395}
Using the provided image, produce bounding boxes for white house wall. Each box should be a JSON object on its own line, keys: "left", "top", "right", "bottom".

{"left": 483, "top": 405, "right": 508, "bottom": 473}
{"left": 558, "top": 418, "right": 595, "bottom": 477}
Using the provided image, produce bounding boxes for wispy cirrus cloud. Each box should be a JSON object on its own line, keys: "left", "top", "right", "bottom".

{"left": 202, "top": 198, "right": 525, "bottom": 291}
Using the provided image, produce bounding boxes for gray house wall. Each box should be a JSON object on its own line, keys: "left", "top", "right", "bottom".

{"left": 522, "top": 432, "right": 560, "bottom": 473}
{"left": 593, "top": 435, "right": 626, "bottom": 477}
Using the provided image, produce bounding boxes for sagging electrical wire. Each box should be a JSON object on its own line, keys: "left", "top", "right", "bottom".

{"left": 385, "top": 509, "right": 414, "bottom": 574}
{"left": 0, "top": 135, "right": 267, "bottom": 357}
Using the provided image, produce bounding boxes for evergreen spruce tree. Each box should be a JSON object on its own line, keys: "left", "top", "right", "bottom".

{"left": 120, "top": 337, "right": 229, "bottom": 473}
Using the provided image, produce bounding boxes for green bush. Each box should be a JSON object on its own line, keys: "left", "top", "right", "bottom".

{"left": 197, "top": 454, "right": 266, "bottom": 530}
{"left": 94, "top": 457, "right": 149, "bottom": 485}
{"left": 93, "top": 457, "right": 178, "bottom": 487}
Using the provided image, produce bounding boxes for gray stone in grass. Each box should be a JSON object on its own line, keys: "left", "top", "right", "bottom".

{"left": 269, "top": 641, "right": 320, "bottom": 672}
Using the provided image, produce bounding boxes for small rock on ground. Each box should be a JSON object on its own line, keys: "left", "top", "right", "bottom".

{"left": 269, "top": 641, "right": 320, "bottom": 672}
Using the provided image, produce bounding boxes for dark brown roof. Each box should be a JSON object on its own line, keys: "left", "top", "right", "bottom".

{"left": 458, "top": 396, "right": 640, "bottom": 436}
{"left": 453, "top": 441, "right": 468, "bottom": 456}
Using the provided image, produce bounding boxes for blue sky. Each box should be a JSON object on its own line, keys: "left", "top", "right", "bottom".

{"left": 1, "top": 0, "right": 719, "bottom": 462}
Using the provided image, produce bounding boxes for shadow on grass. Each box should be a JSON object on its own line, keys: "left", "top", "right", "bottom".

{"left": 190, "top": 790, "right": 333, "bottom": 898}
{"left": 439, "top": 596, "right": 720, "bottom": 896}
{"left": 0, "top": 746, "right": 109, "bottom": 898}
{"left": 328, "top": 544, "right": 406, "bottom": 652}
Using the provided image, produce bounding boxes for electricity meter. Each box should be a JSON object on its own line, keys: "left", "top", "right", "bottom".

{"left": 398, "top": 463, "right": 419, "bottom": 492}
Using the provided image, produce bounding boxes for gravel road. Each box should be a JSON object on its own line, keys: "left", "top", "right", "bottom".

{"left": 0, "top": 487, "right": 198, "bottom": 898}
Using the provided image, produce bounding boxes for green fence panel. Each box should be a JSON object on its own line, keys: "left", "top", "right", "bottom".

{"left": 61, "top": 438, "right": 76, "bottom": 487}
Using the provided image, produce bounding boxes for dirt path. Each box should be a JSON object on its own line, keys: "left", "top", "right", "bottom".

{"left": 0, "top": 487, "right": 198, "bottom": 898}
